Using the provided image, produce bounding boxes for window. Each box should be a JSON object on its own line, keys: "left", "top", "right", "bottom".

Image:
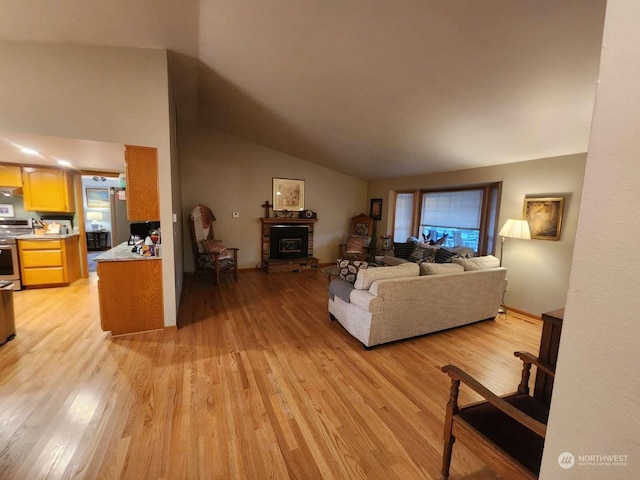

{"left": 420, "top": 189, "right": 482, "bottom": 251}
{"left": 392, "top": 183, "right": 501, "bottom": 255}
{"left": 393, "top": 192, "right": 416, "bottom": 242}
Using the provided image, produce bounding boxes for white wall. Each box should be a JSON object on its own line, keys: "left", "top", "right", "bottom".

{"left": 179, "top": 128, "right": 368, "bottom": 270}
{"left": 368, "top": 153, "right": 586, "bottom": 316}
{"left": 0, "top": 40, "right": 178, "bottom": 327}
{"left": 540, "top": 1, "right": 640, "bottom": 478}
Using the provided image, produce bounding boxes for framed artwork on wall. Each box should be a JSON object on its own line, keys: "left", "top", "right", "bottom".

{"left": 86, "top": 188, "right": 110, "bottom": 209}
{"left": 523, "top": 196, "right": 565, "bottom": 240}
{"left": 370, "top": 198, "right": 383, "bottom": 221}
{"left": 273, "top": 178, "right": 305, "bottom": 211}
{"left": 0, "top": 204, "right": 15, "bottom": 218}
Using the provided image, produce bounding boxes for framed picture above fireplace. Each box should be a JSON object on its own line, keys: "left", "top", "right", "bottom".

{"left": 273, "top": 178, "right": 305, "bottom": 211}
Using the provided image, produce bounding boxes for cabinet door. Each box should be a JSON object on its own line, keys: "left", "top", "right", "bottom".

{"left": 0, "top": 165, "right": 23, "bottom": 187}
{"left": 125, "top": 146, "right": 160, "bottom": 221}
{"left": 22, "top": 167, "right": 75, "bottom": 212}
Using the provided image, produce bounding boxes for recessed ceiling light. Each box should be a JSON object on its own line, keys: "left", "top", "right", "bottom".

{"left": 19, "top": 146, "right": 39, "bottom": 156}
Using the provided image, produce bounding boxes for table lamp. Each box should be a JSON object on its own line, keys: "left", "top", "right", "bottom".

{"left": 86, "top": 211, "right": 103, "bottom": 231}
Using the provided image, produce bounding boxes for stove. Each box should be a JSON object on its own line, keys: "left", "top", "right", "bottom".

{"left": 0, "top": 218, "right": 33, "bottom": 290}
{"left": 0, "top": 218, "right": 33, "bottom": 244}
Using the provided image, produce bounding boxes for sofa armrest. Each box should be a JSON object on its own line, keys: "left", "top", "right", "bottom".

{"left": 350, "top": 289, "right": 383, "bottom": 313}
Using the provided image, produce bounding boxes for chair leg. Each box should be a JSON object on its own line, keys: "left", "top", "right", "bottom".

{"left": 441, "top": 379, "right": 460, "bottom": 479}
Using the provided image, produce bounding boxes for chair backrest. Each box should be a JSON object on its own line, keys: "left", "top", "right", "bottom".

{"left": 188, "top": 205, "right": 216, "bottom": 257}
{"left": 350, "top": 214, "right": 374, "bottom": 238}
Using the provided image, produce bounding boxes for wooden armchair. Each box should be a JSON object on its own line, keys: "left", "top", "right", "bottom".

{"left": 188, "top": 204, "right": 239, "bottom": 285}
{"left": 339, "top": 214, "right": 374, "bottom": 261}
{"left": 441, "top": 351, "right": 554, "bottom": 480}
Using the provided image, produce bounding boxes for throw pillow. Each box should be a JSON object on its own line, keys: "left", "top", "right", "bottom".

{"left": 393, "top": 242, "right": 416, "bottom": 259}
{"left": 434, "top": 248, "right": 456, "bottom": 263}
{"left": 346, "top": 235, "right": 369, "bottom": 253}
{"left": 407, "top": 245, "right": 437, "bottom": 264}
{"left": 337, "top": 259, "right": 368, "bottom": 284}
{"left": 202, "top": 239, "right": 230, "bottom": 258}
{"left": 420, "top": 263, "right": 465, "bottom": 275}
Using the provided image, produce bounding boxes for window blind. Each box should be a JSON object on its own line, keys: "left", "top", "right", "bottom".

{"left": 420, "top": 190, "right": 482, "bottom": 229}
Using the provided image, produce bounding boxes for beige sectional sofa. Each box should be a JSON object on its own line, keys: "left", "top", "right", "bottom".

{"left": 328, "top": 256, "right": 507, "bottom": 348}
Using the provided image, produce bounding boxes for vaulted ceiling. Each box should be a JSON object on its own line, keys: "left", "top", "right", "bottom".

{"left": 0, "top": 0, "right": 607, "bottom": 180}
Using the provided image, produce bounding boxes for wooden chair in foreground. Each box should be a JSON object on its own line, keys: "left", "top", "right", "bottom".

{"left": 188, "top": 204, "right": 239, "bottom": 285}
{"left": 441, "top": 351, "right": 555, "bottom": 480}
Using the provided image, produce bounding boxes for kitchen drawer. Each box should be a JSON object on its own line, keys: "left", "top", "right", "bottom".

{"left": 21, "top": 250, "right": 63, "bottom": 267}
{"left": 22, "top": 267, "right": 65, "bottom": 286}
{"left": 19, "top": 239, "right": 63, "bottom": 250}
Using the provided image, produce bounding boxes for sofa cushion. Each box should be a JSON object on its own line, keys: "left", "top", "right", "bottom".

{"left": 337, "top": 258, "right": 368, "bottom": 284}
{"left": 393, "top": 241, "right": 416, "bottom": 259}
{"left": 452, "top": 255, "right": 500, "bottom": 271}
{"left": 354, "top": 262, "right": 419, "bottom": 290}
{"left": 434, "top": 248, "right": 457, "bottom": 263}
{"left": 420, "top": 263, "right": 465, "bottom": 275}
{"left": 407, "top": 245, "right": 437, "bottom": 263}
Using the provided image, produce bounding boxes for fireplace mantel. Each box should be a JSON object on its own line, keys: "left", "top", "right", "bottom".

{"left": 261, "top": 218, "right": 318, "bottom": 272}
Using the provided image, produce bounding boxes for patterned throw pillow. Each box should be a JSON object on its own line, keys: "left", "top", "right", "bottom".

{"left": 434, "top": 248, "right": 456, "bottom": 264}
{"left": 393, "top": 242, "right": 416, "bottom": 259}
{"left": 202, "top": 239, "right": 230, "bottom": 258}
{"left": 407, "top": 245, "right": 436, "bottom": 264}
{"left": 337, "top": 259, "right": 368, "bottom": 284}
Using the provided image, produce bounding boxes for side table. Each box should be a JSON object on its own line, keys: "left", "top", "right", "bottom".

{"left": 86, "top": 231, "right": 109, "bottom": 251}
{"left": 320, "top": 265, "right": 340, "bottom": 285}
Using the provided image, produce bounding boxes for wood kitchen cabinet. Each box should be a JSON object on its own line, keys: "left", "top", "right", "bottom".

{"left": 0, "top": 165, "right": 23, "bottom": 187}
{"left": 22, "top": 167, "right": 75, "bottom": 212}
{"left": 125, "top": 145, "right": 159, "bottom": 221}
{"left": 18, "top": 237, "right": 81, "bottom": 287}
{"left": 97, "top": 259, "right": 163, "bottom": 335}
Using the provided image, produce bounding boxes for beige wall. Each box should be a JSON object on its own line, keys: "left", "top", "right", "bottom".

{"left": 0, "top": 40, "right": 178, "bottom": 327}
{"left": 541, "top": 1, "right": 640, "bottom": 478}
{"left": 179, "top": 128, "right": 368, "bottom": 270}
{"left": 368, "top": 153, "right": 586, "bottom": 316}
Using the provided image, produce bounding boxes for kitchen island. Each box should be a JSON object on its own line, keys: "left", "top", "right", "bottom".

{"left": 95, "top": 242, "right": 163, "bottom": 336}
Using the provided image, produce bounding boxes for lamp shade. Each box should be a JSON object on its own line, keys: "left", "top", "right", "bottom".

{"left": 499, "top": 219, "right": 531, "bottom": 240}
{"left": 86, "top": 211, "right": 103, "bottom": 221}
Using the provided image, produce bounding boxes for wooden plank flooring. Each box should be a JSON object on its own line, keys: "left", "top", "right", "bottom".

{"left": 0, "top": 270, "right": 542, "bottom": 479}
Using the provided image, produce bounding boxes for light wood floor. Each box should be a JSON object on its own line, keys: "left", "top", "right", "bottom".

{"left": 0, "top": 270, "right": 542, "bottom": 479}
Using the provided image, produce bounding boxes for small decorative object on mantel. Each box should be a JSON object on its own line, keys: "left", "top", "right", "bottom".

{"left": 261, "top": 200, "right": 272, "bottom": 218}
{"left": 523, "top": 196, "right": 565, "bottom": 240}
{"left": 274, "top": 210, "right": 297, "bottom": 219}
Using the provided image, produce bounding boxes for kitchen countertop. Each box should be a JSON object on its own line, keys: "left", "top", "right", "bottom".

{"left": 94, "top": 242, "right": 161, "bottom": 262}
{"left": 17, "top": 233, "right": 81, "bottom": 240}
